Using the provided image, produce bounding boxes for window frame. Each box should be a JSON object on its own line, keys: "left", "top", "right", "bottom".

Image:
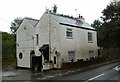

{"left": 36, "top": 34, "right": 39, "bottom": 46}
{"left": 89, "top": 50, "right": 94, "bottom": 59}
{"left": 19, "top": 52, "right": 23, "bottom": 59}
{"left": 66, "top": 28, "right": 73, "bottom": 39}
{"left": 88, "top": 32, "right": 93, "bottom": 43}
{"left": 68, "top": 51, "right": 75, "bottom": 62}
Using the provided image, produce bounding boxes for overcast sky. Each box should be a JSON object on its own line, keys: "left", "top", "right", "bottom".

{"left": 0, "top": 0, "right": 111, "bottom": 33}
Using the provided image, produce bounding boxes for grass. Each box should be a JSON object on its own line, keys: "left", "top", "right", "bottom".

{"left": 2, "top": 58, "right": 16, "bottom": 67}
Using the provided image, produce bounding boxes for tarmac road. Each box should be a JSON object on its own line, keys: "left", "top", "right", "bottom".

{"left": 2, "top": 60, "right": 120, "bottom": 82}
{"left": 52, "top": 61, "right": 120, "bottom": 81}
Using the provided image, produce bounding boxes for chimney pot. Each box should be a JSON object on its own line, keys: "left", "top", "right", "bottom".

{"left": 77, "top": 14, "right": 85, "bottom": 22}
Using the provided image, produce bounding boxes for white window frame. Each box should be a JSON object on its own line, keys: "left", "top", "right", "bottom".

{"left": 36, "top": 34, "right": 39, "bottom": 46}
{"left": 89, "top": 50, "right": 94, "bottom": 59}
{"left": 68, "top": 51, "right": 75, "bottom": 62}
{"left": 66, "top": 28, "right": 73, "bottom": 39}
{"left": 88, "top": 32, "right": 93, "bottom": 43}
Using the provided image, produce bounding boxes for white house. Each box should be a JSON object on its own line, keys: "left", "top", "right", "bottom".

{"left": 16, "top": 12, "right": 98, "bottom": 71}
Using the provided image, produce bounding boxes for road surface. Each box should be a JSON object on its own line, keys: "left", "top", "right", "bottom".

{"left": 2, "top": 61, "right": 120, "bottom": 82}
{"left": 52, "top": 61, "right": 120, "bottom": 81}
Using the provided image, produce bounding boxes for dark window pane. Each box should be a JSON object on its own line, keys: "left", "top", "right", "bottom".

{"left": 66, "top": 28, "right": 73, "bottom": 39}
{"left": 36, "top": 34, "right": 39, "bottom": 46}
{"left": 19, "top": 52, "right": 23, "bottom": 59}
{"left": 54, "top": 56, "right": 56, "bottom": 64}
{"left": 88, "top": 32, "right": 93, "bottom": 42}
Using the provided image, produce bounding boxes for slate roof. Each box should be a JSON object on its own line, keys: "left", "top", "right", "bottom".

{"left": 24, "top": 12, "right": 95, "bottom": 30}
{"left": 49, "top": 12, "right": 95, "bottom": 30}
{"left": 25, "top": 18, "right": 39, "bottom": 27}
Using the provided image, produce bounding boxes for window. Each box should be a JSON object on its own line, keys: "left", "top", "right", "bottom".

{"left": 36, "top": 34, "right": 39, "bottom": 46}
{"left": 54, "top": 56, "right": 56, "bottom": 64}
{"left": 66, "top": 28, "right": 73, "bottom": 39}
{"left": 88, "top": 32, "right": 93, "bottom": 42}
{"left": 19, "top": 52, "right": 23, "bottom": 59}
{"left": 89, "top": 50, "right": 94, "bottom": 59}
{"left": 68, "top": 51, "right": 75, "bottom": 62}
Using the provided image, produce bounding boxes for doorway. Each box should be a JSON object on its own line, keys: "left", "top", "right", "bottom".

{"left": 31, "top": 56, "right": 42, "bottom": 71}
{"left": 39, "top": 44, "right": 49, "bottom": 61}
{"left": 30, "top": 50, "right": 35, "bottom": 69}
{"left": 30, "top": 50, "right": 42, "bottom": 71}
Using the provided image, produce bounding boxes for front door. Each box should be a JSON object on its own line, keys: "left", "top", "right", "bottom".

{"left": 31, "top": 56, "right": 42, "bottom": 71}
{"left": 30, "top": 50, "right": 35, "bottom": 69}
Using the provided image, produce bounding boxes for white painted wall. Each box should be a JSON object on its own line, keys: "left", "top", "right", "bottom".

{"left": 36, "top": 13, "right": 98, "bottom": 69}
{"left": 49, "top": 15, "right": 61, "bottom": 68}
{"left": 36, "top": 13, "right": 62, "bottom": 69}
{"left": 16, "top": 19, "right": 35, "bottom": 68}
{"left": 59, "top": 24, "right": 98, "bottom": 63}
{"left": 36, "top": 13, "right": 49, "bottom": 48}
{"left": 35, "top": 13, "right": 50, "bottom": 65}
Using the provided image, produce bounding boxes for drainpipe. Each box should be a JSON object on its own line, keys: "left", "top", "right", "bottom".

{"left": 32, "top": 36, "right": 34, "bottom": 50}
{"left": 48, "top": 11, "right": 51, "bottom": 63}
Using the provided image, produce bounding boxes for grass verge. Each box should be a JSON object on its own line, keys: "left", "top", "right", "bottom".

{"left": 2, "top": 58, "right": 16, "bottom": 67}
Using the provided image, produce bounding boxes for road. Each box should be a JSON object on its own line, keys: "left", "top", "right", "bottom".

{"left": 2, "top": 61, "right": 120, "bottom": 82}
{"left": 52, "top": 61, "right": 120, "bottom": 81}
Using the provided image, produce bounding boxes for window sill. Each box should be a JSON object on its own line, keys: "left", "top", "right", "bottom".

{"left": 88, "top": 41, "right": 93, "bottom": 43}
{"left": 67, "top": 37, "right": 73, "bottom": 39}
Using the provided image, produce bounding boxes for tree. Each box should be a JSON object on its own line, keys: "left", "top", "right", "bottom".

{"left": 2, "top": 32, "right": 16, "bottom": 59}
{"left": 100, "top": 0, "right": 120, "bottom": 48}
{"left": 92, "top": 1, "right": 120, "bottom": 48}
{"left": 53, "top": 4, "right": 57, "bottom": 13}
{"left": 91, "top": 20, "right": 103, "bottom": 47}
{"left": 102, "top": 0, "right": 120, "bottom": 23}
{"left": 10, "top": 17, "right": 23, "bottom": 34}
{"left": 91, "top": 19, "right": 102, "bottom": 30}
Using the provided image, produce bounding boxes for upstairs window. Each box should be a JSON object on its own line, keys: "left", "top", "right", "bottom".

{"left": 36, "top": 34, "right": 39, "bottom": 46}
{"left": 66, "top": 28, "right": 73, "bottom": 39}
{"left": 88, "top": 32, "right": 93, "bottom": 42}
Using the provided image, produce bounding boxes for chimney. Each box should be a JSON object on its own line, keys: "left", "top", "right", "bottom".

{"left": 77, "top": 14, "right": 85, "bottom": 22}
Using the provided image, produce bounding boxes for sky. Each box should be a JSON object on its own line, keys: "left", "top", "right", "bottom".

{"left": 0, "top": 0, "right": 111, "bottom": 33}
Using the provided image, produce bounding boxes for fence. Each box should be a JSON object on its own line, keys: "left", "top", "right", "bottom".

{"left": 98, "top": 48, "right": 120, "bottom": 57}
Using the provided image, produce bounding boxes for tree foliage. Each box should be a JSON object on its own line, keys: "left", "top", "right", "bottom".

{"left": 53, "top": 4, "right": 57, "bottom": 13}
{"left": 46, "top": 4, "right": 58, "bottom": 13}
{"left": 91, "top": 19, "right": 102, "bottom": 30}
{"left": 2, "top": 32, "right": 16, "bottom": 59}
{"left": 92, "top": 0, "right": 120, "bottom": 48}
{"left": 102, "top": 0, "right": 120, "bottom": 22}
{"left": 10, "top": 17, "right": 23, "bottom": 34}
{"left": 102, "top": 0, "right": 120, "bottom": 48}
{"left": 91, "top": 20, "right": 103, "bottom": 47}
